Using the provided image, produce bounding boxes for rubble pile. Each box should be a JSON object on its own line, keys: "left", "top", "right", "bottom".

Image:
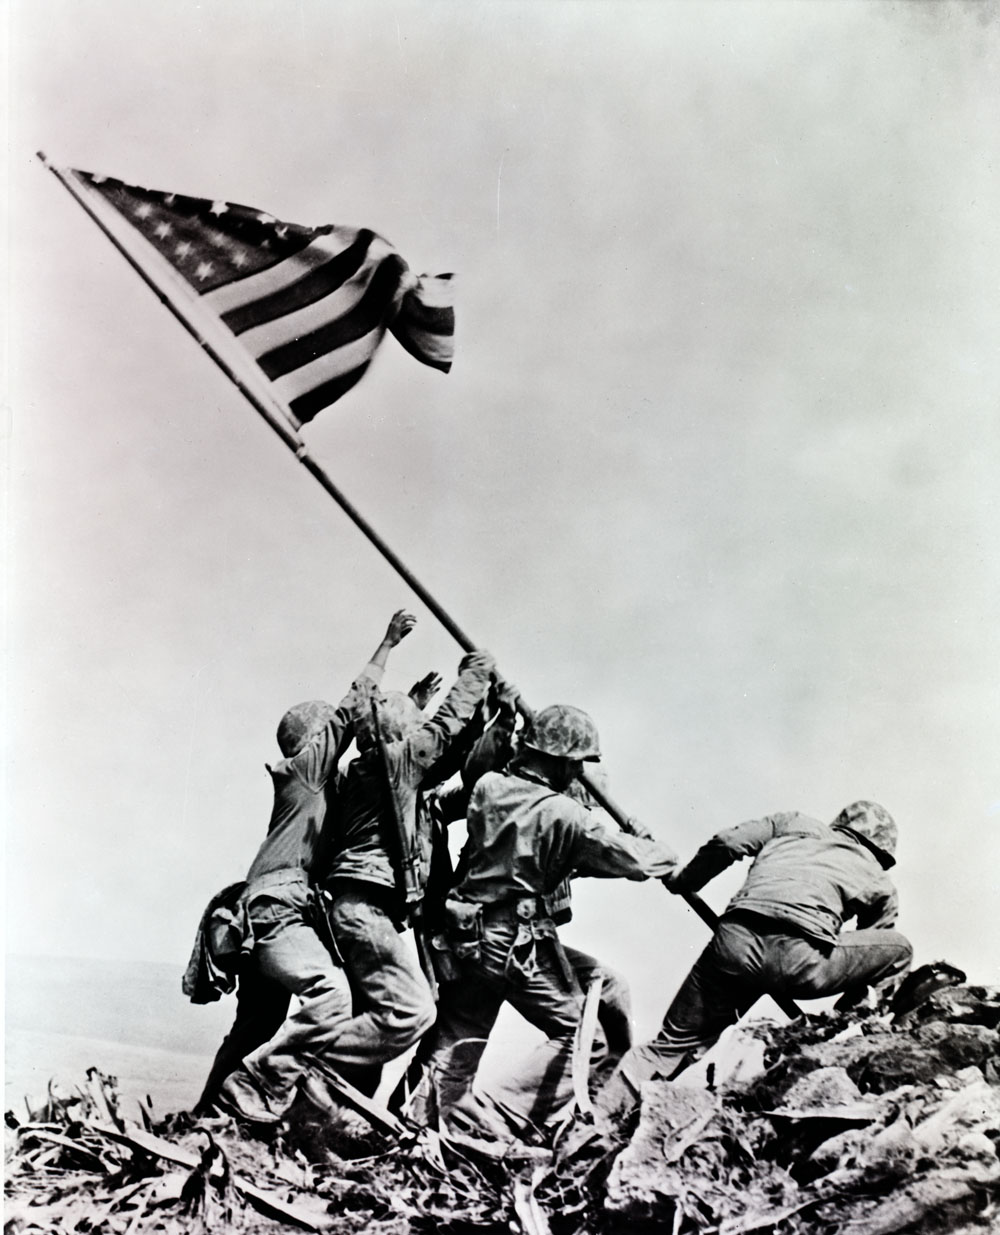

{"left": 606, "top": 980, "right": 1000, "bottom": 1234}
{"left": 5, "top": 979, "right": 999, "bottom": 1234}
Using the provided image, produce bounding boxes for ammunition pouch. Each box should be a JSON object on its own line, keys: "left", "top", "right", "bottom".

{"left": 206, "top": 899, "right": 251, "bottom": 972}
{"left": 443, "top": 897, "right": 484, "bottom": 964}
{"left": 476, "top": 896, "right": 576, "bottom": 989}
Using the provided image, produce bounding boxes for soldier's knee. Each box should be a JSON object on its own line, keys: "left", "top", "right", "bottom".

{"left": 381, "top": 989, "right": 436, "bottom": 1051}
{"left": 411, "top": 994, "right": 437, "bottom": 1041}
{"left": 890, "top": 935, "right": 914, "bottom": 973}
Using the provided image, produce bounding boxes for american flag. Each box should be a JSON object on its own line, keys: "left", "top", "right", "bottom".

{"left": 69, "top": 168, "right": 455, "bottom": 427}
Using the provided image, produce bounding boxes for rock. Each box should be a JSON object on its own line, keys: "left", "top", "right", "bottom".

{"left": 911, "top": 1077, "right": 1000, "bottom": 1157}
{"left": 850, "top": 1022, "right": 1000, "bottom": 1094}
{"left": 605, "top": 1085, "right": 719, "bottom": 1220}
{"left": 771, "top": 1065, "right": 875, "bottom": 1118}
{"left": 834, "top": 1169, "right": 996, "bottom": 1235}
{"left": 908, "top": 986, "right": 1000, "bottom": 1031}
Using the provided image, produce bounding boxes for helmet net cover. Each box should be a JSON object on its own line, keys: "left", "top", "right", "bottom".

{"left": 522, "top": 704, "right": 601, "bottom": 762}
{"left": 277, "top": 700, "right": 339, "bottom": 758}
{"left": 832, "top": 800, "right": 898, "bottom": 866}
{"left": 354, "top": 691, "right": 424, "bottom": 752}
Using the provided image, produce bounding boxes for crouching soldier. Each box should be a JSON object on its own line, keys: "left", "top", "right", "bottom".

{"left": 423, "top": 704, "right": 678, "bottom": 1140}
{"left": 302, "top": 649, "right": 498, "bottom": 1108}
{"left": 595, "top": 801, "right": 914, "bottom": 1125}
{"left": 210, "top": 611, "right": 416, "bottom": 1124}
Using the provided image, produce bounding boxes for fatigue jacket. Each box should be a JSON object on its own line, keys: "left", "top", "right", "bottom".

{"left": 245, "top": 667, "right": 383, "bottom": 884}
{"left": 323, "top": 658, "right": 494, "bottom": 897}
{"left": 672, "top": 811, "right": 899, "bottom": 946}
{"left": 454, "top": 770, "right": 678, "bottom": 907}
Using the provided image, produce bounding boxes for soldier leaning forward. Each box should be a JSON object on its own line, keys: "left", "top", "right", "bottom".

{"left": 422, "top": 704, "right": 678, "bottom": 1140}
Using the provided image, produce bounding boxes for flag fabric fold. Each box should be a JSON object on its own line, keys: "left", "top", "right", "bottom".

{"left": 69, "top": 168, "right": 455, "bottom": 427}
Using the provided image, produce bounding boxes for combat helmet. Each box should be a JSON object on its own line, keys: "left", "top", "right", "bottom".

{"left": 277, "top": 700, "right": 338, "bottom": 758}
{"left": 832, "top": 800, "right": 898, "bottom": 868}
{"left": 522, "top": 704, "right": 601, "bottom": 762}
{"left": 354, "top": 690, "right": 424, "bottom": 752}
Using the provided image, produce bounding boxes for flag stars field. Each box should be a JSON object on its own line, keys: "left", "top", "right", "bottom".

{"left": 51, "top": 164, "right": 456, "bottom": 428}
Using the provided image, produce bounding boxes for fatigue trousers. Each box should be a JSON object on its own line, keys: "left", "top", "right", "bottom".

{"left": 318, "top": 883, "right": 437, "bottom": 1095}
{"left": 196, "top": 964, "right": 290, "bottom": 1111}
{"left": 427, "top": 916, "right": 620, "bottom": 1130}
{"left": 597, "top": 913, "right": 913, "bottom": 1120}
{"left": 237, "top": 875, "right": 354, "bottom": 1112}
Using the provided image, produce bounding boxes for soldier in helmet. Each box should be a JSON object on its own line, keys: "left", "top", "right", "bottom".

{"left": 594, "top": 801, "right": 914, "bottom": 1126}
{"left": 207, "top": 610, "right": 418, "bottom": 1123}
{"left": 422, "top": 704, "right": 678, "bottom": 1139}
{"left": 300, "top": 647, "right": 498, "bottom": 1108}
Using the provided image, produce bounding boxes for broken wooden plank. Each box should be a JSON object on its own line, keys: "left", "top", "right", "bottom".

{"left": 305, "top": 1062, "right": 412, "bottom": 1139}
{"left": 570, "top": 976, "right": 604, "bottom": 1118}
{"left": 88, "top": 1123, "right": 330, "bottom": 1231}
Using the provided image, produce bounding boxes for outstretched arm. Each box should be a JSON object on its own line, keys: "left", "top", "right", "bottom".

{"left": 408, "top": 671, "right": 443, "bottom": 709}
{"left": 364, "top": 609, "right": 417, "bottom": 678}
{"left": 408, "top": 650, "right": 497, "bottom": 770}
{"left": 668, "top": 816, "right": 778, "bottom": 894}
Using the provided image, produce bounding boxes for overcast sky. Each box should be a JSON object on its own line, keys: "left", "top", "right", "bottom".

{"left": 6, "top": 0, "right": 999, "bottom": 1036}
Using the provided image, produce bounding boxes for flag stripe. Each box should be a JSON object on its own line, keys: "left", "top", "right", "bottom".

{"left": 271, "top": 330, "right": 384, "bottom": 403}
{"left": 220, "top": 229, "right": 376, "bottom": 335}
{"left": 237, "top": 251, "right": 388, "bottom": 358}
{"left": 391, "top": 323, "right": 453, "bottom": 372}
{"left": 201, "top": 229, "right": 348, "bottom": 314}
{"left": 398, "top": 293, "right": 453, "bottom": 334}
{"left": 256, "top": 255, "right": 405, "bottom": 380}
{"left": 289, "top": 363, "right": 372, "bottom": 424}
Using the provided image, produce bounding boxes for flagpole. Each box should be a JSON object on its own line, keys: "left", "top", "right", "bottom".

{"left": 40, "top": 153, "right": 799, "bottom": 1017}
{"left": 37, "top": 152, "right": 478, "bottom": 652}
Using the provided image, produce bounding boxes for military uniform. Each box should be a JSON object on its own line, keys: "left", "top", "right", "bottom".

{"left": 213, "top": 674, "right": 383, "bottom": 1121}
{"left": 597, "top": 806, "right": 913, "bottom": 1121}
{"left": 426, "top": 766, "right": 677, "bottom": 1132}
{"left": 312, "top": 656, "right": 496, "bottom": 1097}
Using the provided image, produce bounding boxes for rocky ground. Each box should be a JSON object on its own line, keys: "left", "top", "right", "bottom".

{"left": 5, "top": 971, "right": 999, "bottom": 1234}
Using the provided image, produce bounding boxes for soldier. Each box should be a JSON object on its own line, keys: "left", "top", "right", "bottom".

{"left": 301, "top": 649, "right": 498, "bottom": 1108}
{"left": 389, "top": 703, "right": 634, "bottom": 1118}
{"left": 595, "top": 801, "right": 913, "bottom": 1125}
{"left": 211, "top": 611, "right": 416, "bottom": 1124}
{"left": 423, "top": 704, "right": 678, "bottom": 1139}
